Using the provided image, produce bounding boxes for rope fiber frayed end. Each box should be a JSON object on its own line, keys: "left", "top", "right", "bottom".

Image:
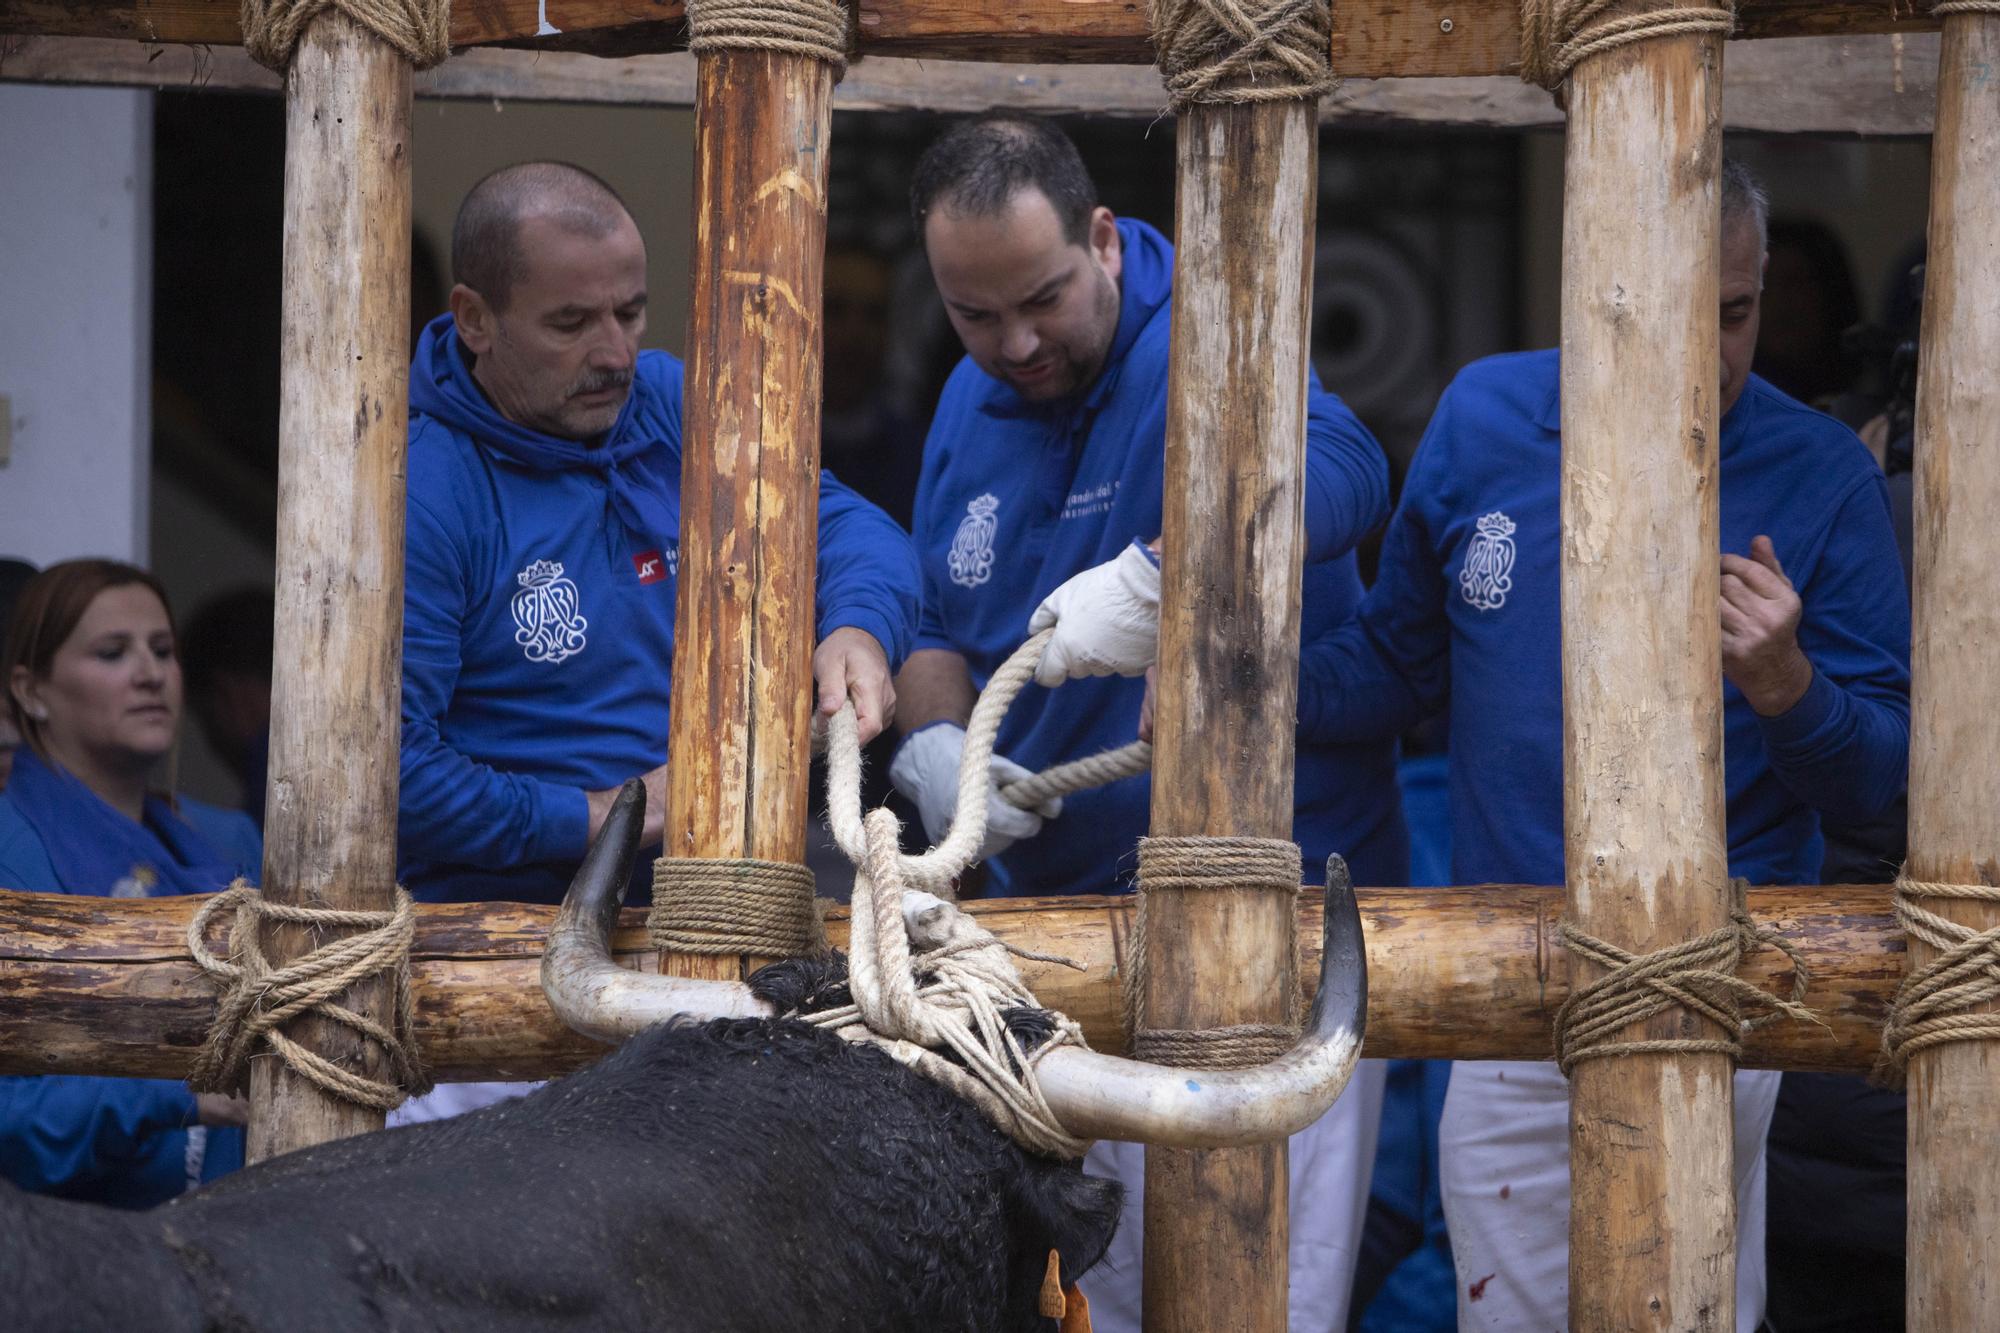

{"left": 1876, "top": 875, "right": 2000, "bottom": 1086}
{"left": 187, "top": 881, "right": 432, "bottom": 1111}
{"left": 1148, "top": 0, "right": 1338, "bottom": 109}
{"left": 239, "top": 0, "right": 451, "bottom": 72}
{"left": 1552, "top": 881, "right": 1822, "bottom": 1078}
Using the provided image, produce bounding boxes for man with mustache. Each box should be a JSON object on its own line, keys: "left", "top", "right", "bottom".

{"left": 889, "top": 117, "right": 1403, "bottom": 1331}
{"left": 399, "top": 162, "right": 919, "bottom": 908}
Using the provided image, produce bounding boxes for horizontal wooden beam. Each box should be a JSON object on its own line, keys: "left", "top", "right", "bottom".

{"left": 0, "top": 36, "right": 1938, "bottom": 135}
{"left": 0, "top": 0, "right": 1943, "bottom": 78}
{"left": 0, "top": 882, "right": 1899, "bottom": 1083}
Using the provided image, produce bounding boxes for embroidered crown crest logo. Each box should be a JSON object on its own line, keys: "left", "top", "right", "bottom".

{"left": 512, "top": 558, "right": 589, "bottom": 663}
{"left": 1459, "top": 511, "right": 1517, "bottom": 611}
{"left": 947, "top": 493, "right": 1001, "bottom": 589}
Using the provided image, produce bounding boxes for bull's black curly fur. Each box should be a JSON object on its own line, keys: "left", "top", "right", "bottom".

{"left": 1, "top": 1018, "right": 1122, "bottom": 1333}
{"left": 751, "top": 952, "right": 1064, "bottom": 1063}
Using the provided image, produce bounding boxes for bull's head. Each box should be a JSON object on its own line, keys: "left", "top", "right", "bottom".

{"left": 540, "top": 782, "right": 1366, "bottom": 1152}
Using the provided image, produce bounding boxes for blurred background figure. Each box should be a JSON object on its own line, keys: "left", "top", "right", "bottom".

{"left": 180, "top": 585, "right": 276, "bottom": 827}
{"left": 0, "top": 559, "right": 38, "bottom": 791}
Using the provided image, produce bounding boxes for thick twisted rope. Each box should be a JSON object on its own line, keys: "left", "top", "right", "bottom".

{"left": 1518, "top": 0, "right": 1734, "bottom": 91}
{"left": 814, "top": 805, "right": 1091, "bottom": 1158}
{"left": 187, "top": 883, "right": 432, "bottom": 1111}
{"left": 240, "top": 0, "right": 450, "bottom": 72}
{"left": 826, "top": 628, "right": 1151, "bottom": 898}
{"left": 1552, "top": 884, "right": 1819, "bottom": 1078}
{"left": 1123, "top": 835, "right": 1306, "bottom": 1068}
{"left": 1933, "top": 1, "right": 2000, "bottom": 13}
{"left": 1149, "top": 0, "right": 1337, "bottom": 108}
{"left": 1877, "top": 877, "right": 2000, "bottom": 1083}
{"left": 649, "top": 857, "right": 822, "bottom": 957}
{"left": 686, "top": 0, "right": 850, "bottom": 73}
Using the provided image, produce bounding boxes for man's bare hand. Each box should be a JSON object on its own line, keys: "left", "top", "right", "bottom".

{"left": 586, "top": 762, "right": 668, "bottom": 845}
{"left": 1721, "top": 535, "right": 1813, "bottom": 716}
{"left": 814, "top": 626, "right": 895, "bottom": 744}
{"left": 195, "top": 1093, "right": 251, "bottom": 1128}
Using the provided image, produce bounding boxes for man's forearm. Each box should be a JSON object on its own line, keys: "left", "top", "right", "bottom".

{"left": 894, "top": 649, "right": 977, "bottom": 736}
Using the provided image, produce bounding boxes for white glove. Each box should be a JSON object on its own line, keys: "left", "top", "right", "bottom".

{"left": 887, "top": 721, "right": 1062, "bottom": 862}
{"left": 1027, "top": 540, "right": 1162, "bottom": 688}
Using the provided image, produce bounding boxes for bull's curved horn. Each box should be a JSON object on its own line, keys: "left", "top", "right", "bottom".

{"left": 540, "top": 780, "right": 772, "bottom": 1043}
{"left": 1032, "top": 857, "right": 1367, "bottom": 1150}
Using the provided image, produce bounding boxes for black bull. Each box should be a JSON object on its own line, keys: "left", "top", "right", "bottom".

{"left": 2, "top": 988, "right": 1121, "bottom": 1332}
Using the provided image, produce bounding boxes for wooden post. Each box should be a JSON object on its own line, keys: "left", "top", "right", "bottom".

{"left": 662, "top": 41, "right": 833, "bottom": 980}
{"left": 1905, "top": 12, "right": 2000, "bottom": 1327}
{"left": 1558, "top": 33, "right": 1731, "bottom": 1330}
{"left": 248, "top": 11, "right": 413, "bottom": 1161}
{"left": 1144, "top": 99, "right": 1318, "bottom": 1333}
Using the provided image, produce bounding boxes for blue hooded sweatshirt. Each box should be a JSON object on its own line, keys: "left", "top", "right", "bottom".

{"left": 1298, "top": 349, "right": 1910, "bottom": 888}
{"left": 401, "top": 315, "right": 921, "bottom": 903}
{"left": 0, "top": 764, "right": 256, "bottom": 1209}
{"left": 910, "top": 218, "right": 1405, "bottom": 897}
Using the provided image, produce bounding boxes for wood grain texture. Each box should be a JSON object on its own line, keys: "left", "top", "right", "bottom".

{"left": 0, "top": 0, "right": 1942, "bottom": 73}
{"left": 0, "top": 36, "right": 1943, "bottom": 134}
{"left": 1557, "top": 32, "right": 1730, "bottom": 1331}
{"left": 1904, "top": 15, "right": 2000, "bottom": 1330}
{"left": 0, "top": 883, "right": 1899, "bottom": 1080}
{"left": 661, "top": 47, "right": 831, "bottom": 984}
{"left": 1142, "top": 100, "right": 1318, "bottom": 1333}
{"left": 251, "top": 10, "right": 412, "bottom": 1162}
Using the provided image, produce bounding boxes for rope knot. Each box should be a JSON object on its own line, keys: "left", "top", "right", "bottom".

{"left": 1149, "top": 0, "right": 1338, "bottom": 109}
{"left": 239, "top": 0, "right": 451, "bottom": 72}
{"left": 650, "top": 856, "right": 823, "bottom": 958}
{"left": 1876, "top": 875, "right": 2000, "bottom": 1085}
{"left": 1518, "top": 0, "right": 1734, "bottom": 92}
{"left": 187, "top": 882, "right": 432, "bottom": 1110}
{"left": 1552, "top": 881, "right": 1820, "bottom": 1078}
{"left": 686, "top": 0, "right": 851, "bottom": 73}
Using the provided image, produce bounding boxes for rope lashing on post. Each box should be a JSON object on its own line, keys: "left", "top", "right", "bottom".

{"left": 1123, "top": 836, "right": 1307, "bottom": 1069}
{"left": 686, "top": 0, "right": 851, "bottom": 73}
{"left": 1551, "top": 881, "right": 1820, "bottom": 1077}
{"left": 1933, "top": 0, "right": 2000, "bottom": 14}
{"left": 1876, "top": 877, "right": 2000, "bottom": 1083}
{"left": 239, "top": 0, "right": 451, "bottom": 71}
{"left": 186, "top": 882, "right": 432, "bottom": 1110}
{"left": 648, "top": 858, "right": 824, "bottom": 958}
{"left": 1517, "top": 0, "right": 1734, "bottom": 92}
{"left": 1148, "top": 0, "right": 1338, "bottom": 108}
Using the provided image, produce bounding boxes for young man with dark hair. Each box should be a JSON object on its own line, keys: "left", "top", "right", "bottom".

{"left": 890, "top": 116, "right": 1405, "bottom": 1331}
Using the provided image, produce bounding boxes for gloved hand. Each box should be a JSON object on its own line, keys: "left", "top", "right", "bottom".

{"left": 1027, "top": 540, "right": 1162, "bottom": 688}
{"left": 887, "top": 721, "right": 1062, "bottom": 862}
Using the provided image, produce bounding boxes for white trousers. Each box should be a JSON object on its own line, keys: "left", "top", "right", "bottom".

{"left": 387, "top": 1080, "right": 541, "bottom": 1127}
{"left": 1439, "top": 1060, "right": 1781, "bottom": 1332}
{"left": 1079, "top": 1057, "right": 1388, "bottom": 1333}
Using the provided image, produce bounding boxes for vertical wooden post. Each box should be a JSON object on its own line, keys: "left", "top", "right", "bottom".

{"left": 662, "top": 45, "right": 832, "bottom": 980}
{"left": 1558, "top": 34, "right": 1731, "bottom": 1329}
{"left": 248, "top": 11, "right": 412, "bottom": 1161}
{"left": 1905, "top": 13, "right": 2000, "bottom": 1327}
{"left": 1144, "top": 100, "right": 1317, "bottom": 1333}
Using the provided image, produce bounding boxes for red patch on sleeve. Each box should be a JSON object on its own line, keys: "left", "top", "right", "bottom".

{"left": 631, "top": 550, "right": 667, "bottom": 584}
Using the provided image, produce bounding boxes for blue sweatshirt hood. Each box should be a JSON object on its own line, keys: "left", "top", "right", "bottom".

{"left": 410, "top": 314, "right": 674, "bottom": 544}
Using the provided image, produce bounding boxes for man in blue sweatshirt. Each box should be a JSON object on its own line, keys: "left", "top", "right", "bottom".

{"left": 887, "top": 117, "right": 1404, "bottom": 1332}
{"left": 400, "top": 162, "right": 920, "bottom": 908}
{"left": 1277, "top": 163, "right": 1909, "bottom": 1330}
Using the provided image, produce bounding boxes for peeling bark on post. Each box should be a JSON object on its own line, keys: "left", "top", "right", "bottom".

{"left": 662, "top": 47, "right": 832, "bottom": 981}
{"left": 1144, "top": 100, "right": 1318, "bottom": 1333}
{"left": 1904, "top": 15, "right": 2000, "bottom": 1328}
{"left": 250, "top": 10, "right": 413, "bottom": 1161}
{"left": 1557, "top": 34, "right": 1732, "bottom": 1330}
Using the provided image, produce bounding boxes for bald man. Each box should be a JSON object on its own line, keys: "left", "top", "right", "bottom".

{"left": 398, "top": 162, "right": 920, "bottom": 906}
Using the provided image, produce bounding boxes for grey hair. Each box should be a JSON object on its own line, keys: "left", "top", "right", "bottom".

{"left": 1720, "top": 158, "right": 1769, "bottom": 257}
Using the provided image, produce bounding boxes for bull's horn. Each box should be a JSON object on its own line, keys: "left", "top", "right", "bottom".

{"left": 540, "top": 779, "right": 772, "bottom": 1043}
{"left": 1032, "top": 857, "right": 1367, "bottom": 1150}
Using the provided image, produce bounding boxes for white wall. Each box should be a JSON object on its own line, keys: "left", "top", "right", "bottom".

{"left": 0, "top": 86, "right": 153, "bottom": 565}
